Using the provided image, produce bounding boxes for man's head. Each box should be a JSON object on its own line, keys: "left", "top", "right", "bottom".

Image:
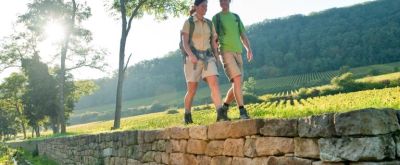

{"left": 219, "top": 0, "right": 231, "bottom": 11}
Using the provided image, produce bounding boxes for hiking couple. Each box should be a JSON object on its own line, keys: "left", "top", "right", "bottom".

{"left": 181, "top": 0, "right": 254, "bottom": 124}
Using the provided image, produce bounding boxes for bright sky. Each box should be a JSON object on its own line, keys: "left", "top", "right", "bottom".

{"left": 0, "top": 0, "right": 374, "bottom": 80}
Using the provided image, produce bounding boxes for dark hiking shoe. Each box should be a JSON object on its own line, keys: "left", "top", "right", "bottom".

{"left": 239, "top": 108, "right": 250, "bottom": 120}
{"left": 221, "top": 105, "right": 230, "bottom": 121}
{"left": 216, "top": 106, "right": 230, "bottom": 122}
{"left": 184, "top": 113, "right": 193, "bottom": 124}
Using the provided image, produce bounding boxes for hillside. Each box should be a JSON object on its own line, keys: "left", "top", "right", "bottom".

{"left": 76, "top": 0, "right": 400, "bottom": 112}
{"left": 70, "top": 62, "right": 400, "bottom": 125}
{"left": 64, "top": 86, "right": 400, "bottom": 134}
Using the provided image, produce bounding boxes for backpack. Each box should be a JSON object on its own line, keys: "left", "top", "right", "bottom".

{"left": 179, "top": 16, "right": 214, "bottom": 64}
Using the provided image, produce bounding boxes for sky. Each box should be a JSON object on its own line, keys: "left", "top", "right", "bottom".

{"left": 0, "top": 0, "right": 374, "bottom": 80}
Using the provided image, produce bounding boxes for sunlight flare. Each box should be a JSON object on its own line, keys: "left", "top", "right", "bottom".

{"left": 44, "top": 21, "right": 66, "bottom": 43}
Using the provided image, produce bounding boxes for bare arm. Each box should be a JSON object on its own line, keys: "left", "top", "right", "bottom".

{"left": 212, "top": 33, "right": 219, "bottom": 56}
{"left": 182, "top": 31, "right": 198, "bottom": 64}
{"left": 240, "top": 33, "right": 253, "bottom": 62}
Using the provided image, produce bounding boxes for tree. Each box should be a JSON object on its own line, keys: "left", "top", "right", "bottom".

{"left": 0, "top": 106, "right": 19, "bottom": 140}
{"left": 243, "top": 77, "right": 257, "bottom": 95}
{"left": 109, "top": 0, "right": 190, "bottom": 129}
{"left": 0, "top": 28, "right": 40, "bottom": 71}
{"left": 21, "top": 55, "right": 60, "bottom": 137}
{"left": 0, "top": 73, "right": 28, "bottom": 139}
{"left": 18, "top": 0, "right": 107, "bottom": 133}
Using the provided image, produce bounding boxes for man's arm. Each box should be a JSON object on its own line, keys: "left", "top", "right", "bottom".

{"left": 240, "top": 33, "right": 253, "bottom": 62}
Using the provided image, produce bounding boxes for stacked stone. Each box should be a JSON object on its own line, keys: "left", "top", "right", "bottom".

{"left": 35, "top": 108, "right": 400, "bottom": 165}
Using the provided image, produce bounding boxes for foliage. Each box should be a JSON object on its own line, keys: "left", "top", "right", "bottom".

{"left": 73, "top": 62, "right": 400, "bottom": 125}
{"left": 0, "top": 107, "right": 19, "bottom": 139}
{"left": 109, "top": 0, "right": 191, "bottom": 129}
{"left": 109, "top": 0, "right": 191, "bottom": 20}
{"left": 80, "top": 0, "right": 400, "bottom": 110}
{"left": 166, "top": 109, "right": 179, "bottom": 114}
{"left": 15, "top": 148, "right": 58, "bottom": 165}
{"left": 18, "top": 0, "right": 107, "bottom": 133}
{"left": 21, "top": 55, "right": 60, "bottom": 136}
{"left": 275, "top": 72, "right": 400, "bottom": 101}
{"left": 246, "top": 0, "right": 400, "bottom": 77}
{"left": 51, "top": 87, "right": 400, "bottom": 135}
{"left": 339, "top": 65, "right": 350, "bottom": 74}
{"left": 243, "top": 77, "right": 257, "bottom": 95}
{"left": 243, "top": 93, "right": 262, "bottom": 104}
{"left": 0, "top": 143, "right": 15, "bottom": 164}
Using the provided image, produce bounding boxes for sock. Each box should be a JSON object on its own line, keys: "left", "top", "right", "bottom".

{"left": 238, "top": 105, "right": 244, "bottom": 109}
{"left": 223, "top": 103, "right": 230, "bottom": 107}
{"left": 185, "top": 109, "right": 191, "bottom": 114}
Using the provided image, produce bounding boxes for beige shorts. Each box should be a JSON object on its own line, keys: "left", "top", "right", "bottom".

{"left": 184, "top": 57, "right": 219, "bottom": 82}
{"left": 220, "top": 52, "right": 243, "bottom": 81}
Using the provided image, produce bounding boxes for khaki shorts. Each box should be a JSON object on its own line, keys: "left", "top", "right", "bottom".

{"left": 184, "top": 57, "right": 219, "bottom": 82}
{"left": 220, "top": 52, "right": 243, "bottom": 81}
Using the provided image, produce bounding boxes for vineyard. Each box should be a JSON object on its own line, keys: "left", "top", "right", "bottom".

{"left": 268, "top": 70, "right": 400, "bottom": 98}
{"left": 57, "top": 86, "right": 400, "bottom": 135}
{"left": 70, "top": 62, "right": 400, "bottom": 125}
{"left": 247, "top": 86, "right": 400, "bottom": 118}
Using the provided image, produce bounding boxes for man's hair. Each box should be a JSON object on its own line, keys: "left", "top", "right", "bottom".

{"left": 195, "top": 0, "right": 207, "bottom": 6}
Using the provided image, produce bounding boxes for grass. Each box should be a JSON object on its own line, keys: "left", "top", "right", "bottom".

{"left": 18, "top": 149, "right": 57, "bottom": 165}
{"left": 71, "top": 61, "right": 400, "bottom": 125}
{"left": 42, "top": 87, "right": 399, "bottom": 136}
{"left": 0, "top": 143, "right": 57, "bottom": 165}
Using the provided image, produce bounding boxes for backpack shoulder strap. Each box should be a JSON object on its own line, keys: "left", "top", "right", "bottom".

{"left": 215, "top": 13, "right": 222, "bottom": 36}
{"left": 205, "top": 18, "right": 213, "bottom": 36}
{"left": 188, "top": 16, "right": 195, "bottom": 44}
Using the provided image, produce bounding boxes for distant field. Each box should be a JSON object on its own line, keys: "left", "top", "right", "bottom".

{"left": 70, "top": 61, "right": 400, "bottom": 125}
{"left": 60, "top": 86, "right": 400, "bottom": 135}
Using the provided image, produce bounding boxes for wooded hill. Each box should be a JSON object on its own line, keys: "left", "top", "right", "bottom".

{"left": 77, "top": 0, "right": 400, "bottom": 109}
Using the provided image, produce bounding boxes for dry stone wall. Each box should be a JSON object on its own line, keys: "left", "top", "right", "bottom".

{"left": 18, "top": 108, "right": 400, "bottom": 164}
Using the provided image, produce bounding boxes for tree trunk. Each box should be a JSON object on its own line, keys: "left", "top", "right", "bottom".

{"left": 15, "top": 103, "right": 27, "bottom": 139}
{"left": 35, "top": 126, "right": 40, "bottom": 137}
{"left": 31, "top": 128, "right": 34, "bottom": 138}
{"left": 21, "top": 124, "right": 26, "bottom": 139}
{"left": 59, "top": 0, "right": 77, "bottom": 134}
{"left": 113, "top": 0, "right": 128, "bottom": 130}
{"left": 51, "top": 121, "right": 59, "bottom": 134}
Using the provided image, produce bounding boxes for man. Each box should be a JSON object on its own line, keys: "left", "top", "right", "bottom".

{"left": 213, "top": 0, "right": 253, "bottom": 120}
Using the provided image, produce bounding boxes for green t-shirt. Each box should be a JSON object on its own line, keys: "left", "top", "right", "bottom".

{"left": 212, "top": 12, "right": 245, "bottom": 53}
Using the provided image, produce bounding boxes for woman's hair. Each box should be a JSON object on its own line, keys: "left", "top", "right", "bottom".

{"left": 189, "top": 5, "right": 196, "bottom": 15}
{"left": 190, "top": 0, "right": 207, "bottom": 15}
{"left": 194, "top": 0, "right": 206, "bottom": 6}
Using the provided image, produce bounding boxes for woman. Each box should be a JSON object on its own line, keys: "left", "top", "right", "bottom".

{"left": 181, "top": 0, "right": 229, "bottom": 124}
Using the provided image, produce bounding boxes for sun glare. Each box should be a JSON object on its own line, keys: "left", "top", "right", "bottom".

{"left": 44, "top": 21, "right": 66, "bottom": 43}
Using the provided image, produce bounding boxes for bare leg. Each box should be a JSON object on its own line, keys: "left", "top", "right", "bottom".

{"left": 231, "top": 75, "right": 244, "bottom": 106}
{"left": 184, "top": 82, "right": 198, "bottom": 113}
{"left": 224, "top": 86, "right": 235, "bottom": 104}
{"left": 205, "top": 75, "right": 222, "bottom": 109}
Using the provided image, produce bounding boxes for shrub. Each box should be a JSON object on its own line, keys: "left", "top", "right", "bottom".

{"left": 296, "top": 88, "right": 308, "bottom": 99}
{"left": 331, "top": 72, "right": 355, "bottom": 87}
{"left": 166, "top": 109, "right": 179, "bottom": 114}
{"left": 389, "top": 78, "right": 400, "bottom": 87}
{"left": 243, "top": 93, "right": 262, "bottom": 104}
{"left": 243, "top": 77, "right": 257, "bottom": 94}
{"left": 394, "top": 67, "right": 399, "bottom": 72}
{"left": 368, "top": 69, "right": 380, "bottom": 76}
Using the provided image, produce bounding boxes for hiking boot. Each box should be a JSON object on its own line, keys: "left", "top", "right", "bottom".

{"left": 239, "top": 107, "right": 250, "bottom": 120}
{"left": 184, "top": 113, "right": 193, "bottom": 124}
{"left": 221, "top": 105, "right": 230, "bottom": 121}
{"left": 216, "top": 106, "right": 230, "bottom": 122}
